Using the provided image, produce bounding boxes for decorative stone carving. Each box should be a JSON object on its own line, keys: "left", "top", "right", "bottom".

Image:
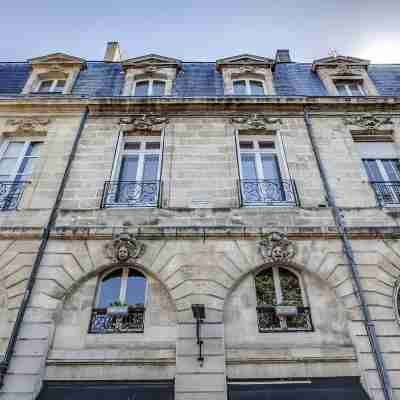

{"left": 329, "top": 64, "right": 363, "bottom": 76}
{"left": 143, "top": 65, "right": 162, "bottom": 75}
{"left": 4, "top": 118, "right": 50, "bottom": 136}
{"left": 119, "top": 114, "right": 169, "bottom": 131}
{"left": 237, "top": 66, "right": 259, "bottom": 74}
{"left": 259, "top": 232, "right": 296, "bottom": 262}
{"left": 343, "top": 114, "right": 393, "bottom": 131}
{"left": 105, "top": 232, "right": 145, "bottom": 263}
{"left": 231, "top": 113, "right": 281, "bottom": 130}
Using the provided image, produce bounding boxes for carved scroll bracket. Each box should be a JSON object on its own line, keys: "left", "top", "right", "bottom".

{"left": 119, "top": 113, "right": 169, "bottom": 132}
{"left": 4, "top": 118, "right": 50, "bottom": 136}
{"left": 231, "top": 113, "right": 282, "bottom": 130}
{"left": 343, "top": 114, "right": 393, "bottom": 131}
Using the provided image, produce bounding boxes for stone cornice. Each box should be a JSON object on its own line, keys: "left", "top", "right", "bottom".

{"left": 1, "top": 224, "right": 400, "bottom": 241}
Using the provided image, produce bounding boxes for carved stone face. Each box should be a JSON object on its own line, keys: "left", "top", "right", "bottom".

{"left": 271, "top": 246, "right": 284, "bottom": 260}
{"left": 117, "top": 245, "right": 130, "bottom": 262}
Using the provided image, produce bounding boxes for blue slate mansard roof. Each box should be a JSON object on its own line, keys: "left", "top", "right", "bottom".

{"left": 1, "top": 61, "right": 400, "bottom": 97}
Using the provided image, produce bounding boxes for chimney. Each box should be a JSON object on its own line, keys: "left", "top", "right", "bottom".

{"left": 275, "top": 49, "right": 291, "bottom": 63}
{"left": 104, "top": 41, "right": 122, "bottom": 62}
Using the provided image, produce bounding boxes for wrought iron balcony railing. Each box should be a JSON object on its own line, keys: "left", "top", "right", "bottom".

{"left": 101, "top": 180, "right": 161, "bottom": 208}
{"left": 89, "top": 307, "right": 145, "bottom": 334}
{"left": 370, "top": 181, "right": 400, "bottom": 207}
{"left": 257, "top": 306, "right": 313, "bottom": 332}
{"left": 238, "top": 179, "right": 299, "bottom": 207}
{"left": 0, "top": 181, "right": 29, "bottom": 210}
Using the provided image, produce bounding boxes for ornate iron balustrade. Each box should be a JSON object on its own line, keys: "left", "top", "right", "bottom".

{"left": 370, "top": 181, "right": 400, "bottom": 207}
{"left": 239, "top": 179, "right": 298, "bottom": 207}
{"left": 257, "top": 306, "right": 313, "bottom": 332}
{"left": 89, "top": 307, "right": 145, "bottom": 334}
{"left": 0, "top": 181, "right": 29, "bottom": 210}
{"left": 101, "top": 180, "right": 161, "bottom": 208}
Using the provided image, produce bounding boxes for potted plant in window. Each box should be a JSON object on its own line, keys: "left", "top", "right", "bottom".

{"left": 107, "top": 301, "right": 129, "bottom": 315}
{"left": 274, "top": 303, "right": 298, "bottom": 316}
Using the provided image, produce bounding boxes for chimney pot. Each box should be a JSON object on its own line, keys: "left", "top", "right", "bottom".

{"left": 104, "top": 41, "right": 121, "bottom": 62}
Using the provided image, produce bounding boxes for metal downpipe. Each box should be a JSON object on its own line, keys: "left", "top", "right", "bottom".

{"left": 303, "top": 110, "right": 393, "bottom": 400}
{"left": 0, "top": 106, "right": 89, "bottom": 387}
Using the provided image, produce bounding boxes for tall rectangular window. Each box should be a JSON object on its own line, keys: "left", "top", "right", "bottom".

{"left": 238, "top": 136, "right": 296, "bottom": 206}
{"left": 102, "top": 136, "right": 162, "bottom": 208}
{"left": 357, "top": 141, "right": 400, "bottom": 206}
{"left": 0, "top": 140, "right": 42, "bottom": 209}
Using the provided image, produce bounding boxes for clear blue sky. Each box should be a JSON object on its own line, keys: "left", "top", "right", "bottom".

{"left": 2, "top": 0, "right": 400, "bottom": 63}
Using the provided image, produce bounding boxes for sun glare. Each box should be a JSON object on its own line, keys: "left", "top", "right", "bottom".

{"left": 359, "top": 39, "right": 400, "bottom": 63}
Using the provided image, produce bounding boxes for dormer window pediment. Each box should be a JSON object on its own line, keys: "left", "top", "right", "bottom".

{"left": 312, "top": 53, "right": 378, "bottom": 96}
{"left": 217, "top": 54, "right": 275, "bottom": 96}
{"left": 122, "top": 54, "right": 181, "bottom": 96}
{"left": 22, "top": 52, "right": 86, "bottom": 95}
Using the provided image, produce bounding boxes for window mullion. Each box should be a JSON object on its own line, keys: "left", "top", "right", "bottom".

{"left": 120, "top": 268, "right": 128, "bottom": 303}
{"left": 255, "top": 152, "right": 264, "bottom": 181}
{"left": 273, "top": 267, "right": 283, "bottom": 304}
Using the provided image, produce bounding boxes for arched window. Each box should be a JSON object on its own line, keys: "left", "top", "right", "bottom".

{"left": 255, "top": 266, "right": 313, "bottom": 332}
{"left": 90, "top": 268, "right": 147, "bottom": 334}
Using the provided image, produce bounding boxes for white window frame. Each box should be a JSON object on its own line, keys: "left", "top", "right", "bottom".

{"left": 35, "top": 78, "right": 66, "bottom": 93}
{"left": 232, "top": 79, "right": 266, "bottom": 95}
{"left": 0, "top": 139, "right": 41, "bottom": 182}
{"left": 132, "top": 79, "right": 167, "bottom": 96}
{"left": 334, "top": 80, "right": 366, "bottom": 96}
{"left": 111, "top": 136, "right": 162, "bottom": 183}
{"left": 238, "top": 136, "right": 288, "bottom": 181}
{"left": 96, "top": 267, "right": 148, "bottom": 308}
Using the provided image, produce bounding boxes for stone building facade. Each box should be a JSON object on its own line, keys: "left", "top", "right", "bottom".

{"left": 0, "top": 42, "right": 399, "bottom": 399}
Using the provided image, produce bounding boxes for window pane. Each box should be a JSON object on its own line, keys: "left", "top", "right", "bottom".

{"left": 279, "top": 268, "right": 303, "bottom": 306}
{"left": 142, "top": 154, "right": 159, "bottom": 181}
{"left": 261, "top": 154, "right": 281, "bottom": 181}
{"left": 97, "top": 269, "right": 123, "bottom": 308}
{"left": 152, "top": 81, "right": 166, "bottom": 96}
{"left": 382, "top": 160, "right": 400, "bottom": 181}
{"left": 145, "top": 142, "right": 160, "bottom": 150}
{"left": 239, "top": 141, "right": 253, "bottom": 149}
{"left": 0, "top": 159, "right": 16, "bottom": 175}
{"left": 241, "top": 154, "right": 257, "bottom": 180}
{"left": 3, "top": 142, "right": 24, "bottom": 158}
{"left": 17, "top": 158, "right": 35, "bottom": 175}
{"left": 134, "top": 81, "right": 150, "bottom": 96}
{"left": 249, "top": 81, "right": 265, "bottom": 95}
{"left": 124, "top": 142, "right": 140, "bottom": 151}
{"left": 363, "top": 159, "right": 383, "bottom": 181}
{"left": 119, "top": 155, "right": 139, "bottom": 181}
{"left": 25, "top": 142, "right": 42, "bottom": 157}
{"left": 37, "top": 80, "right": 53, "bottom": 92}
{"left": 233, "top": 80, "right": 247, "bottom": 95}
{"left": 335, "top": 83, "right": 348, "bottom": 96}
{"left": 255, "top": 269, "right": 276, "bottom": 305}
{"left": 348, "top": 83, "right": 363, "bottom": 96}
{"left": 258, "top": 141, "right": 275, "bottom": 149}
{"left": 54, "top": 80, "right": 66, "bottom": 93}
{"left": 125, "top": 269, "right": 147, "bottom": 305}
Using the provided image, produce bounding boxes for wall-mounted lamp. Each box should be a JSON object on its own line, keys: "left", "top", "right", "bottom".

{"left": 191, "top": 304, "right": 206, "bottom": 366}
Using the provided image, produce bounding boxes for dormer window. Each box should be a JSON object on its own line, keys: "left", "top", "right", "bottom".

{"left": 22, "top": 52, "right": 86, "bottom": 95}
{"left": 312, "top": 54, "right": 378, "bottom": 96}
{"left": 334, "top": 80, "right": 365, "bottom": 96}
{"left": 216, "top": 54, "right": 275, "bottom": 96}
{"left": 133, "top": 79, "right": 166, "bottom": 96}
{"left": 36, "top": 79, "right": 66, "bottom": 94}
{"left": 233, "top": 79, "right": 265, "bottom": 95}
{"left": 122, "top": 54, "right": 181, "bottom": 97}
